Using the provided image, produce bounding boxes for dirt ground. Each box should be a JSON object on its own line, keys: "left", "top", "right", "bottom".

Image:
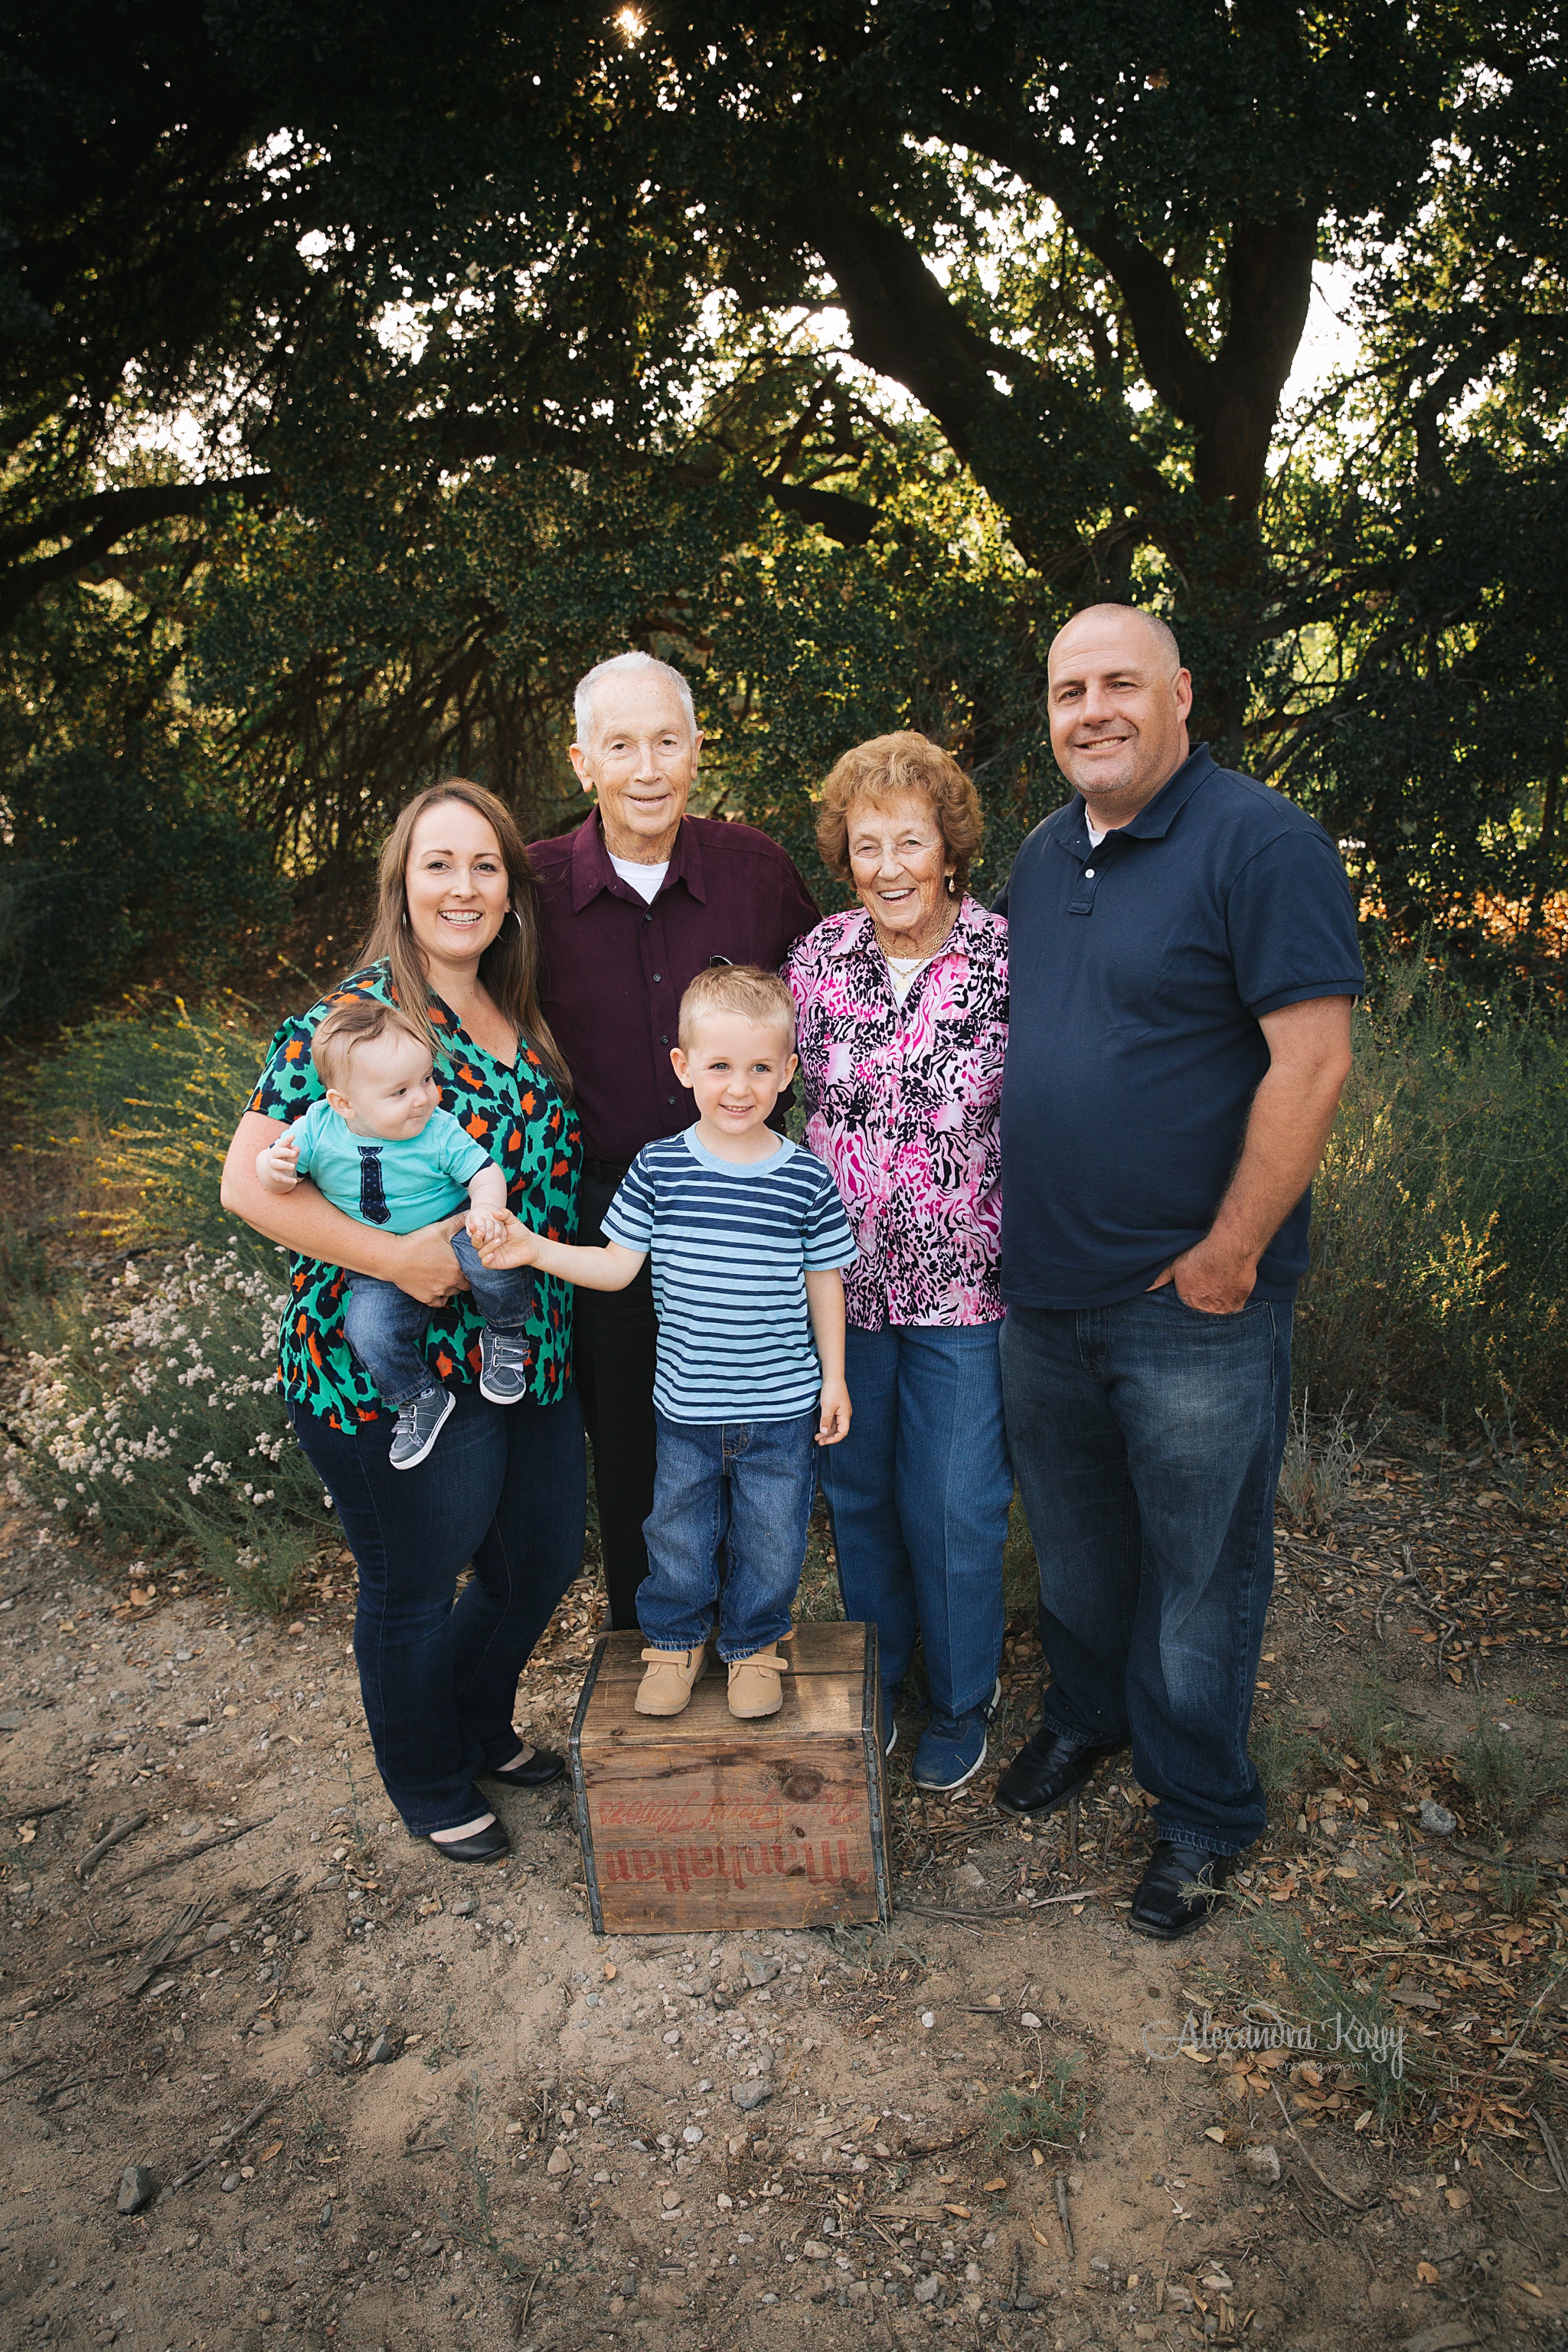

{"left": 2, "top": 1449, "right": 1567, "bottom": 2352}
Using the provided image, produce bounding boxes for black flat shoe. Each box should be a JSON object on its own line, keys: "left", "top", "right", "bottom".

{"left": 993, "top": 1726, "right": 1125, "bottom": 1817}
{"left": 425, "top": 1818, "right": 511, "bottom": 1864}
{"left": 480, "top": 1747, "right": 567, "bottom": 1791}
{"left": 1128, "top": 1839, "right": 1236, "bottom": 1939}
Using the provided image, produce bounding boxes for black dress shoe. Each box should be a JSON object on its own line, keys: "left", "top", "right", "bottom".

{"left": 993, "top": 1726, "right": 1125, "bottom": 1816}
{"left": 425, "top": 1818, "right": 511, "bottom": 1864}
{"left": 1128, "top": 1839, "right": 1236, "bottom": 1939}
{"left": 480, "top": 1746, "right": 567, "bottom": 1791}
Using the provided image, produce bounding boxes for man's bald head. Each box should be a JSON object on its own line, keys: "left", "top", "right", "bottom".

{"left": 1049, "top": 603, "right": 1182, "bottom": 679}
{"left": 1044, "top": 603, "right": 1193, "bottom": 825}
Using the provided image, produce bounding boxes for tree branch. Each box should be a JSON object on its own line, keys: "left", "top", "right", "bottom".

{"left": 781, "top": 191, "right": 1021, "bottom": 466}
{"left": 766, "top": 479, "right": 879, "bottom": 545}
{"left": 0, "top": 474, "right": 275, "bottom": 628}
{"left": 923, "top": 99, "right": 1318, "bottom": 514}
{"left": 923, "top": 100, "right": 1216, "bottom": 424}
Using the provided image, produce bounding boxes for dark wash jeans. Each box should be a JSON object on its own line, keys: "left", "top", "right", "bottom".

{"left": 1000, "top": 1288, "right": 1292, "bottom": 1855}
{"left": 341, "top": 1230, "right": 536, "bottom": 1412}
{"left": 289, "top": 1385, "right": 586, "bottom": 1833}
{"left": 818, "top": 1321, "right": 1011, "bottom": 1720}
{"left": 572, "top": 1169, "right": 659, "bottom": 1631}
{"left": 639, "top": 1407, "right": 819, "bottom": 1661}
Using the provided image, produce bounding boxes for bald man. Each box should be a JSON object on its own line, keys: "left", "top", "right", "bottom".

{"left": 991, "top": 606, "right": 1364, "bottom": 1937}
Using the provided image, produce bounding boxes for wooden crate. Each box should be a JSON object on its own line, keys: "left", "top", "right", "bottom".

{"left": 568, "top": 1622, "right": 890, "bottom": 1935}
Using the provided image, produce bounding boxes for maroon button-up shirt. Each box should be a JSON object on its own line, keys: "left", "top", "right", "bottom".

{"left": 528, "top": 812, "right": 820, "bottom": 1165}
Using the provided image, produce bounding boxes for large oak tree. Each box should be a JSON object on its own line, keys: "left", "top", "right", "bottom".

{"left": 2, "top": 2, "right": 1565, "bottom": 998}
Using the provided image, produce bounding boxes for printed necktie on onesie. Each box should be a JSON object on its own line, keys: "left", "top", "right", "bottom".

{"left": 357, "top": 1145, "right": 392, "bottom": 1226}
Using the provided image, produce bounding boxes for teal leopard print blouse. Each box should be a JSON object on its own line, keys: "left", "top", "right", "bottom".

{"left": 246, "top": 962, "right": 580, "bottom": 1430}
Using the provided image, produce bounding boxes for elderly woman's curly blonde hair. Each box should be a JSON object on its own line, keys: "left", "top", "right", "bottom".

{"left": 815, "top": 731, "right": 984, "bottom": 898}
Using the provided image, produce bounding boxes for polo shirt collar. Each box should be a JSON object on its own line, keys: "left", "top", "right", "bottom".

{"left": 568, "top": 809, "right": 708, "bottom": 912}
{"left": 1050, "top": 743, "right": 1218, "bottom": 851}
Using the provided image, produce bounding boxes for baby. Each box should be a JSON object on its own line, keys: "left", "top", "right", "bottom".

{"left": 255, "top": 998, "right": 537, "bottom": 1468}
{"left": 471, "top": 965, "right": 856, "bottom": 1720}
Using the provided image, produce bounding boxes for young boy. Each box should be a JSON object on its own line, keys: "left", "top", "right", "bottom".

{"left": 255, "top": 998, "right": 538, "bottom": 1469}
{"left": 471, "top": 965, "right": 854, "bottom": 1720}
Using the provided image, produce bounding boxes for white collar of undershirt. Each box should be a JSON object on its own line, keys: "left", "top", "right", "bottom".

{"left": 609, "top": 852, "right": 668, "bottom": 903}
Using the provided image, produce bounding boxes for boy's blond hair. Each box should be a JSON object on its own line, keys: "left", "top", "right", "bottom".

{"left": 311, "top": 998, "right": 431, "bottom": 1094}
{"left": 677, "top": 964, "right": 796, "bottom": 1052}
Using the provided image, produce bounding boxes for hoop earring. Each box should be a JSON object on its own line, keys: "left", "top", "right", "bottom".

{"left": 503, "top": 909, "right": 523, "bottom": 938}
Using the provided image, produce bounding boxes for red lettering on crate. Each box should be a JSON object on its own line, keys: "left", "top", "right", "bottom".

{"left": 591, "top": 1838, "right": 861, "bottom": 1896}
{"left": 595, "top": 1797, "right": 863, "bottom": 1833}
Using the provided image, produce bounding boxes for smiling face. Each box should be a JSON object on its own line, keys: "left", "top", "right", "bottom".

{"left": 570, "top": 670, "right": 701, "bottom": 861}
{"left": 1047, "top": 606, "right": 1194, "bottom": 825}
{"left": 846, "top": 790, "right": 956, "bottom": 954}
{"left": 671, "top": 1011, "right": 798, "bottom": 1157}
{"left": 326, "top": 1024, "right": 443, "bottom": 1142}
{"left": 403, "top": 800, "right": 511, "bottom": 974}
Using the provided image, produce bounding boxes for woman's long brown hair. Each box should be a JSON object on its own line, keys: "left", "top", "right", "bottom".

{"left": 355, "top": 780, "right": 570, "bottom": 1096}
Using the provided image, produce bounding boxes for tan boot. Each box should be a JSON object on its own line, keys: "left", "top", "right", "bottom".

{"left": 635, "top": 1644, "right": 709, "bottom": 1717}
{"left": 727, "top": 1645, "right": 791, "bottom": 1720}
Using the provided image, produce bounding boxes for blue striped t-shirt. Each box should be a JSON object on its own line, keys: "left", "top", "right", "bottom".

{"left": 602, "top": 1129, "right": 857, "bottom": 1423}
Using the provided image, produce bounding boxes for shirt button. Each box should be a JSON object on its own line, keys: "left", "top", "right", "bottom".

{"left": 644, "top": 910, "right": 653, "bottom": 923}
{"left": 1084, "top": 867, "right": 1096, "bottom": 877}
{"left": 668, "top": 1094, "right": 676, "bottom": 1104}
{"left": 660, "top": 1034, "right": 669, "bottom": 1045}
{"left": 652, "top": 972, "right": 662, "bottom": 983}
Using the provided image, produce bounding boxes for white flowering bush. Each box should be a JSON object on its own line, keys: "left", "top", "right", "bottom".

{"left": 4, "top": 1241, "right": 327, "bottom": 1609}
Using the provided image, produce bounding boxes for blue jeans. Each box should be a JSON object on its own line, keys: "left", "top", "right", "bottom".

{"left": 639, "top": 1409, "right": 819, "bottom": 1661}
{"left": 818, "top": 1321, "right": 1011, "bottom": 1719}
{"left": 289, "top": 1384, "right": 586, "bottom": 1833}
{"left": 341, "top": 1230, "right": 535, "bottom": 1410}
{"left": 999, "top": 1289, "right": 1292, "bottom": 1855}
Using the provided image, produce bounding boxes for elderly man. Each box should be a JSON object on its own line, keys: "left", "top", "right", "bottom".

{"left": 530, "top": 651, "right": 818, "bottom": 1628}
{"left": 992, "top": 605, "right": 1363, "bottom": 1939}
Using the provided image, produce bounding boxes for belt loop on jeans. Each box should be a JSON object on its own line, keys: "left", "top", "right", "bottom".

{"left": 583, "top": 1157, "right": 632, "bottom": 1185}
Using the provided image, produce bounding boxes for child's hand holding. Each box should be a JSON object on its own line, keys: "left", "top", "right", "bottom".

{"left": 465, "top": 1207, "right": 542, "bottom": 1268}
{"left": 255, "top": 1128, "right": 302, "bottom": 1194}
{"left": 815, "top": 1378, "right": 852, "bottom": 1446}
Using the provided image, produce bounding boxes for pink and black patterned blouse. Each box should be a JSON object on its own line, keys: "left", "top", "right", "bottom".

{"left": 786, "top": 897, "right": 1009, "bottom": 1329}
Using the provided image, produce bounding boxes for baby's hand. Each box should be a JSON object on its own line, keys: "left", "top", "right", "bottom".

{"left": 815, "top": 1380, "right": 852, "bottom": 1446}
{"left": 466, "top": 1207, "right": 541, "bottom": 1268}
{"left": 256, "top": 1129, "right": 302, "bottom": 1194}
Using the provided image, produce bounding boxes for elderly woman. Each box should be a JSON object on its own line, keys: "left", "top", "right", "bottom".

{"left": 220, "top": 779, "right": 585, "bottom": 1864}
{"left": 786, "top": 732, "right": 1010, "bottom": 1793}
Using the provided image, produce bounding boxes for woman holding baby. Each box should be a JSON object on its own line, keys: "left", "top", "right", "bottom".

{"left": 221, "top": 781, "right": 583, "bottom": 1863}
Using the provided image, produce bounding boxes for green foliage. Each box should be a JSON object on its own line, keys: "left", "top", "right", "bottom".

{"left": 23, "top": 995, "right": 266, "bottom": 1247}
{"left": 1297, "top": 962, "right": 1568, "bottom": 1425}
{"left": 1002, "top": 1491, "right": 1040, "bottom": 1628}
{"left": 4, "top": 1241, "right": 326, "bottom": 1612}
{"left": 0, "top": 564, "right": 285, "bottom": 1032}
{"left": 1275, "top": 1396, "right": 1361, "bottom": 1535}
{"left": 1234, "top": 1910, "right": 1431, "bottom": 2132}
{"left": 1328, "top": 1664, "right": 1416, "bottom": 1775}
{"left": 1253, "top": 1669, "right": 1416, "bottom": 1815}
{"left": 0, "top": 1223, "right": 57, "bottom": 1340}
{"left": 2, "top": 741, "right": 279, "bottom": 1029}
{"left": 1491, "top": 1844, "right": 1542, "bottom": 1921}
{"left": 985, "top": 2067, "right": 1089, "bottom": 2157}
{"left": 1455, "top": 1718, "right": 1568, "bottom": 1837}
{"left": 1250, "top": 1717, "right": 1318, "bottom": 1810}
{"left": 793, "top": 1510, "right": 847, "bottom": 1625}
{"left": 1, "top": 4, "right": 1563, "bottom": 980}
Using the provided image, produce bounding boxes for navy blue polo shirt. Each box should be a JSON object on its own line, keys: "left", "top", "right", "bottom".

{"left": 995, "top": 745, "right": 1364, "bottom": 1309}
